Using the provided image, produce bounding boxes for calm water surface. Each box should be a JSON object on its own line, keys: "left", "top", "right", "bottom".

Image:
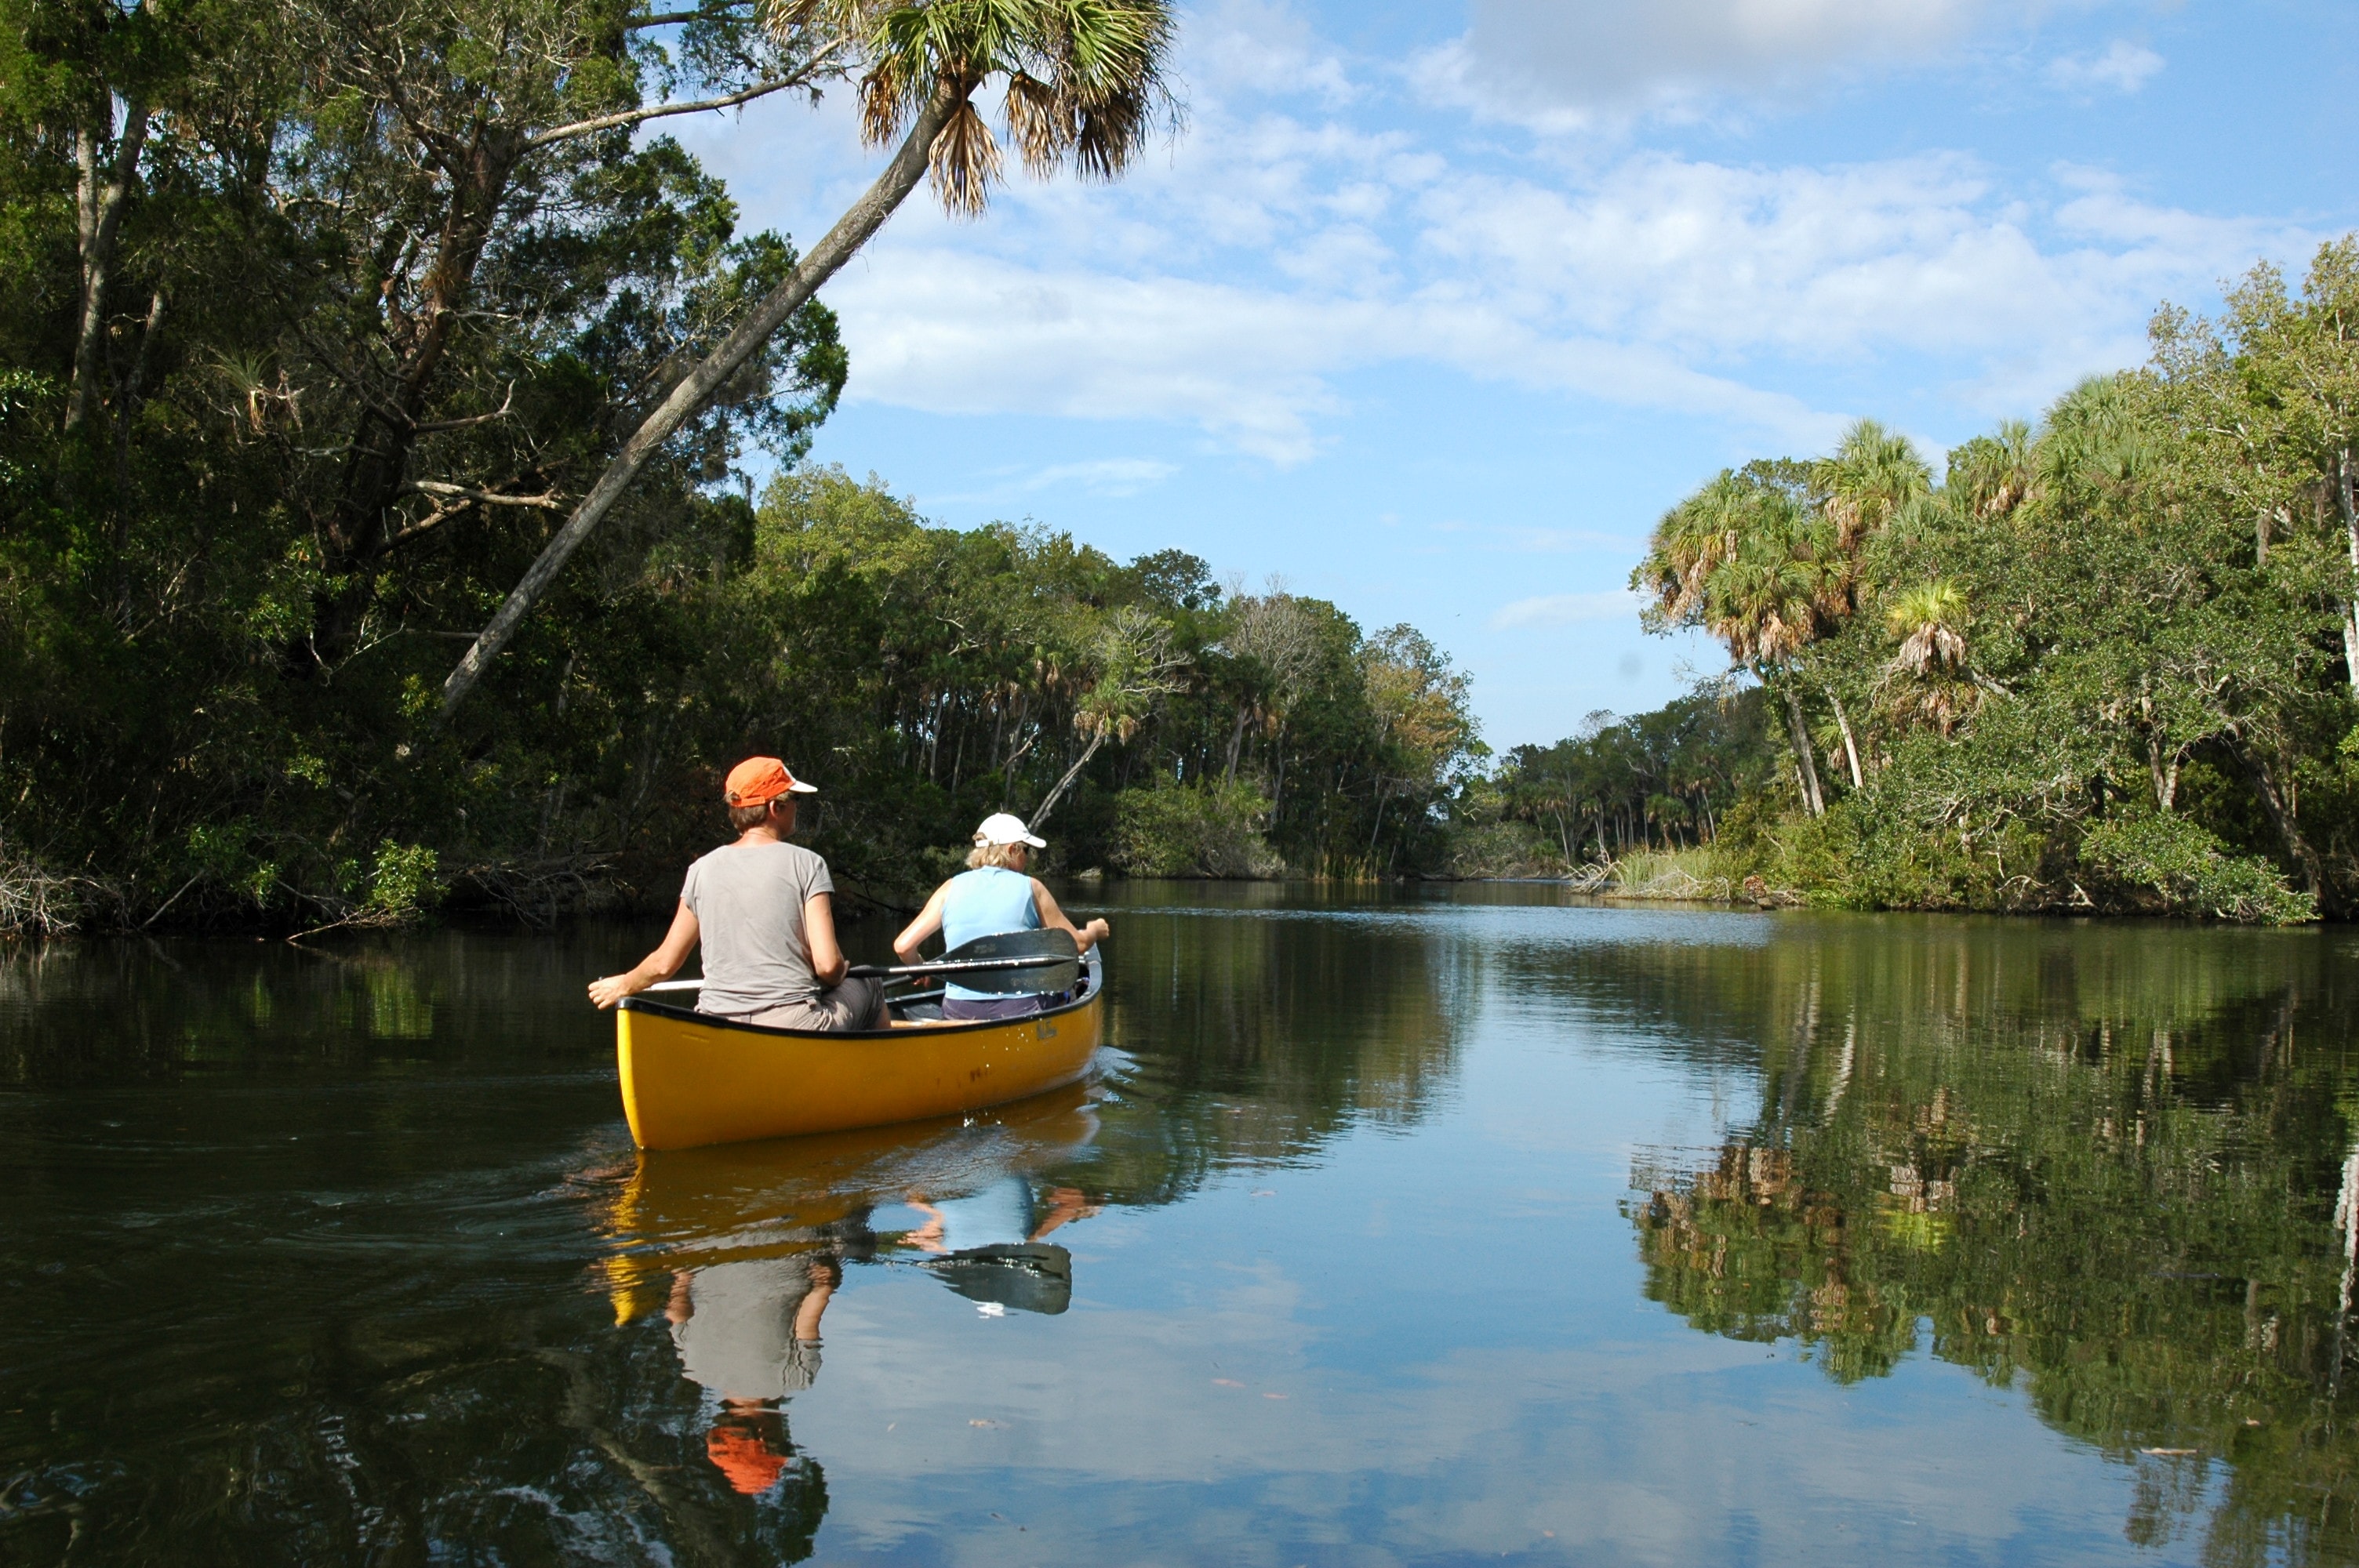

{"left": 6, "top": 884, "right": 2359, "bottom": 1565}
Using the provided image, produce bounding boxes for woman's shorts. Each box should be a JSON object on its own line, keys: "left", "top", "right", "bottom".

{"left": 942, "top": 991, "right": 1065, "bottom": 1022}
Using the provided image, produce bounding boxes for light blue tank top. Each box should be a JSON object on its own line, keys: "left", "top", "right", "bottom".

{"left": 940, "top": 867, "right": 1043, "bottom": 1000}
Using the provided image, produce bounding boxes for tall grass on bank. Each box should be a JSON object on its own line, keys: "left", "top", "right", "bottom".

{"left": 1603, "top": 848, "right": 1736, "bottom": 902}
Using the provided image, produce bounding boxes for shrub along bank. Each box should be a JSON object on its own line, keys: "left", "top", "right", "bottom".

{"left": 2, "top": 456, "right": 1483, "bottom": 933}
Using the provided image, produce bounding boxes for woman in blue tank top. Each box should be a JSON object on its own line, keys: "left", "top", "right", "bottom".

{"left": 893, "top": 813, "right": 1111, "bottom": 1020}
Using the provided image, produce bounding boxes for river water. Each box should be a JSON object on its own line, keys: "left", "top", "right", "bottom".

{"left": 5, "top": 883, "right": 2358, "bottom": 1565}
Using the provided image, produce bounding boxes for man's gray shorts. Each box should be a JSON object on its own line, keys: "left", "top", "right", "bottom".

{"left": 712, "top": 976, "right": 884, "bottom": 1032}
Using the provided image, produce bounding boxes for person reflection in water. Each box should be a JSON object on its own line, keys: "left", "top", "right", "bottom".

{"left": 666, "top": 1252, "right": 841, "bottom": 1497}
{"left": 905, "top": 1179, "right": 1097, "bottom": 1254}
{"left": 899, "top": 1178, "right": 1100, "bottom": 1317}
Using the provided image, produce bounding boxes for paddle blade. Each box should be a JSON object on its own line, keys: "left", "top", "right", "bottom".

{"left": 942, "top": 927, "right": 1079, "bottom": 965}
{"left": 936, "top": 926, "right": 1080, "bottom": 995}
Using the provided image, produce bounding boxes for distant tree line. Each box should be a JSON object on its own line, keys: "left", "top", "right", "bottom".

{"left": 1488, "top": 688, "right": 1777, "bottom": 867}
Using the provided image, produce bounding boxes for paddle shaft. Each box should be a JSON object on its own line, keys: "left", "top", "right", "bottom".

{"left": 642, "top": 953, "right": 1073, "bottom": 993}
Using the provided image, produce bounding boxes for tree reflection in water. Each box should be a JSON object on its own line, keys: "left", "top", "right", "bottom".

{"left": 1612, "top": 919, "right": 2359, "bottom": 1563}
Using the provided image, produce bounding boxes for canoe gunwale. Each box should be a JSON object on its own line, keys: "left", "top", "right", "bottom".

{"left": 615, "top": 946, "right": 1103, "bottom": 1040}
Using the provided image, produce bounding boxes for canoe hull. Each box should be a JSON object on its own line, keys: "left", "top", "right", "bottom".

{"left": 615, "top": 958, "right": 1102, "bottom": 1150}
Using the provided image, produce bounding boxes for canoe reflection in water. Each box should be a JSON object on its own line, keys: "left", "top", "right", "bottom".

{"left": 603, "top": 1084, "right": 1103, "bottom": 1498}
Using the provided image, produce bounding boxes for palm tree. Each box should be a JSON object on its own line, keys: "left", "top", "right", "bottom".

{"left": 440, "top": 0, "right": 1179, "bottom": 717}
{"left": 2037, "top": 373, "right": 2154, "bottom": 505}
{"left": 1812, "top": 419, "right": 1932, "bottom": 557}
{"left": 1880, "top": 581, "right": 1976, "bottom": 737}
{"left": 1706, "top": 505, "right": 1844, "bottom": 817}
{"left": 1944, "top": 420, "right": 2037, "bottom": 518}
{"left": 1634, "top": 471, "right": 1750, "bottom": 632}
{"left": 1799, "top": 422, "right": 1928, "bottom": 788}
{"left": 1634, "top": 469, "right": 1848, "bottom": 816}
{"left": 1031, "top": 605, "right": 1188, "bottom": 826}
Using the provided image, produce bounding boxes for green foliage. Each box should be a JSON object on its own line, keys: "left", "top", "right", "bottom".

{"left": 2080, "top": 813, "right": 2315, "bottom": 925}
{"left": 1490, "top": 684, "right": 1776, "bottom": 866}
{"left": 1111, "top": 780, "right": 1282, "bottom": 877}
{"left": 0, "top": 1, "right": 1451, "bottom": 931}
{"left": 1596, "top": 238, "right": 2359, "bottom": 921}
{"left": 362, "top": 842, "right": 442, "bottom": 923}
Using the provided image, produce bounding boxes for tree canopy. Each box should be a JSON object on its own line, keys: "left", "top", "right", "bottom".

{"left": 1538, "top": 239, "right": 2359, "bottom": 923}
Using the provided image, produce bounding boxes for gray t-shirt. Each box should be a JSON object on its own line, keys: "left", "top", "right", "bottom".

{"left": 671, "top": 1258, "right": 825, "bottom": 1401}
{"left": 680, "top": 840, "right": 834, "bottom": 1016}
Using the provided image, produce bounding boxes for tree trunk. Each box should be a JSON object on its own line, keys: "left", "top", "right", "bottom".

{"left": 1781, "top": 684, "right": 1825, "bottom": 817}
{"left": 65, "top": 100, "right": 151, "bottom": 433}
{"left": 1269, "top": 720, "right": 1289, "bottom": 823}
{"left": 1828, "top": 689, "right": 1863, "bottom": 790}
{"left": 1030, "top": 728, "right": 1106, "bottom": 829}
{"left": 2145, "top": 731, "right": 2183, "bottom": 814}
{"left": 2339, "top": 448, "right": 2359, "bottom": 690}
{"left": 329, "top": 128, "right": 526, "bottom": 574}
{"left": 439, "top": 89, "right": 960, "bottom": 720}
{"left": 1222, "top": 705, "right": 1249, "bottom": 784}
{"left": 2231, "top": 731, "right": 2325, "bottom": 902}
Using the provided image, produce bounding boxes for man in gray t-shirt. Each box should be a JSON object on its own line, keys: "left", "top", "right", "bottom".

{"left": 587, "top": 757, "right": 883, "bottom": 1031}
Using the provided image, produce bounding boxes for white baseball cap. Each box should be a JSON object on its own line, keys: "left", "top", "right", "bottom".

{"left": 974, "top": 812, "right": 1047, "bottom": 848}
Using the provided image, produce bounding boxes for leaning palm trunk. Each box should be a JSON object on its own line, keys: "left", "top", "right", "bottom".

{"left": 439, "top": 91, "right": 958, "bottom": 719}
{"left": 1827, "top": 689, "right": 1863, "bottom": 790}
{"left": 1781, "top": 685, "right": 1825, "bottom": 817}
{"left": 1029, "top": 730, "right": 1107, "bottom": 829}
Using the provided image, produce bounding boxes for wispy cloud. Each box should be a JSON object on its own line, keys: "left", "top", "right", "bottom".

{"left": 1416, "top": 0, "right": 2012, "bottom": 129}
{"left": 2047, "top": 40, "right": 2164, "bottom": 95}
{"left": 1023, "top": 458, "right": 1180, "bottom": 495}
{"left": 1491, "top": 590, "right": 1641, "bottom": 630}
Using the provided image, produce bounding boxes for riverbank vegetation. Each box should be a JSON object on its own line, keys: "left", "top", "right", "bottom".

{"left": 1487, "top": 241, "right": 2359, "bottom": 924}
{"left": 0, "top": 0, "right": 1495, "bottom": 933}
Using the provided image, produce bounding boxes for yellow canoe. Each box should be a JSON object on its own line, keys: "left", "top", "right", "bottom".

{"left": 613, "top": 949, "right": 1103, "bottom": 1150}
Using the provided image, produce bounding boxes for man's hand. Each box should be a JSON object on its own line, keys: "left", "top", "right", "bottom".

{"left": 590, "top": 901, "right": 699, "bottom": 1009}
{"left": 587, "top": 972, "right": 642, "bottom": 1010}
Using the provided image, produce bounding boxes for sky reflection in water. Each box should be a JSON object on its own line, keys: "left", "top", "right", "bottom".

{"left": 4, "top": 884, "right": 2358, "bottom": 1564}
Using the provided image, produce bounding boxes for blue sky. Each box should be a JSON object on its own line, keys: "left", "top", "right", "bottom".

{"left": 669, "top": 0, "right": 2358, "bottom": 752}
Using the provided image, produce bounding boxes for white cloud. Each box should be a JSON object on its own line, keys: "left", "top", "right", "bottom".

{"left": 1492, "top": 590, "right": 1641, "bottom": 630}
{"left": 1022, "top": 458, "right": 1179, "bottom": 495}
{"left": 709, "top": 1, "right": 2310, "bottom": 464}
{"left": 2046, "top": 40, "right": 2164, "bottom": 94}
{"left": 1419, "top": 0, "right": 2008, "bottom": 127}
{"left": 825, "top": 252, "right": 1361, "bottom": 462}
{"left": 827, "top": 246, "right": 1842, "bottom": 463}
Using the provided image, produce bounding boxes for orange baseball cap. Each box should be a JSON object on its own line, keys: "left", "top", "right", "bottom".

{"left": 723, "top": 756, "right": 818, "bottom": 807}
{"left": 706, "top": 1423, "right": 789, "bottom": 1494}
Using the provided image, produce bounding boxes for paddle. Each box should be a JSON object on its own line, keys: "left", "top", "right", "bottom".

{"left": 644, "top": 927, "right": 1081, "bottom": 998}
